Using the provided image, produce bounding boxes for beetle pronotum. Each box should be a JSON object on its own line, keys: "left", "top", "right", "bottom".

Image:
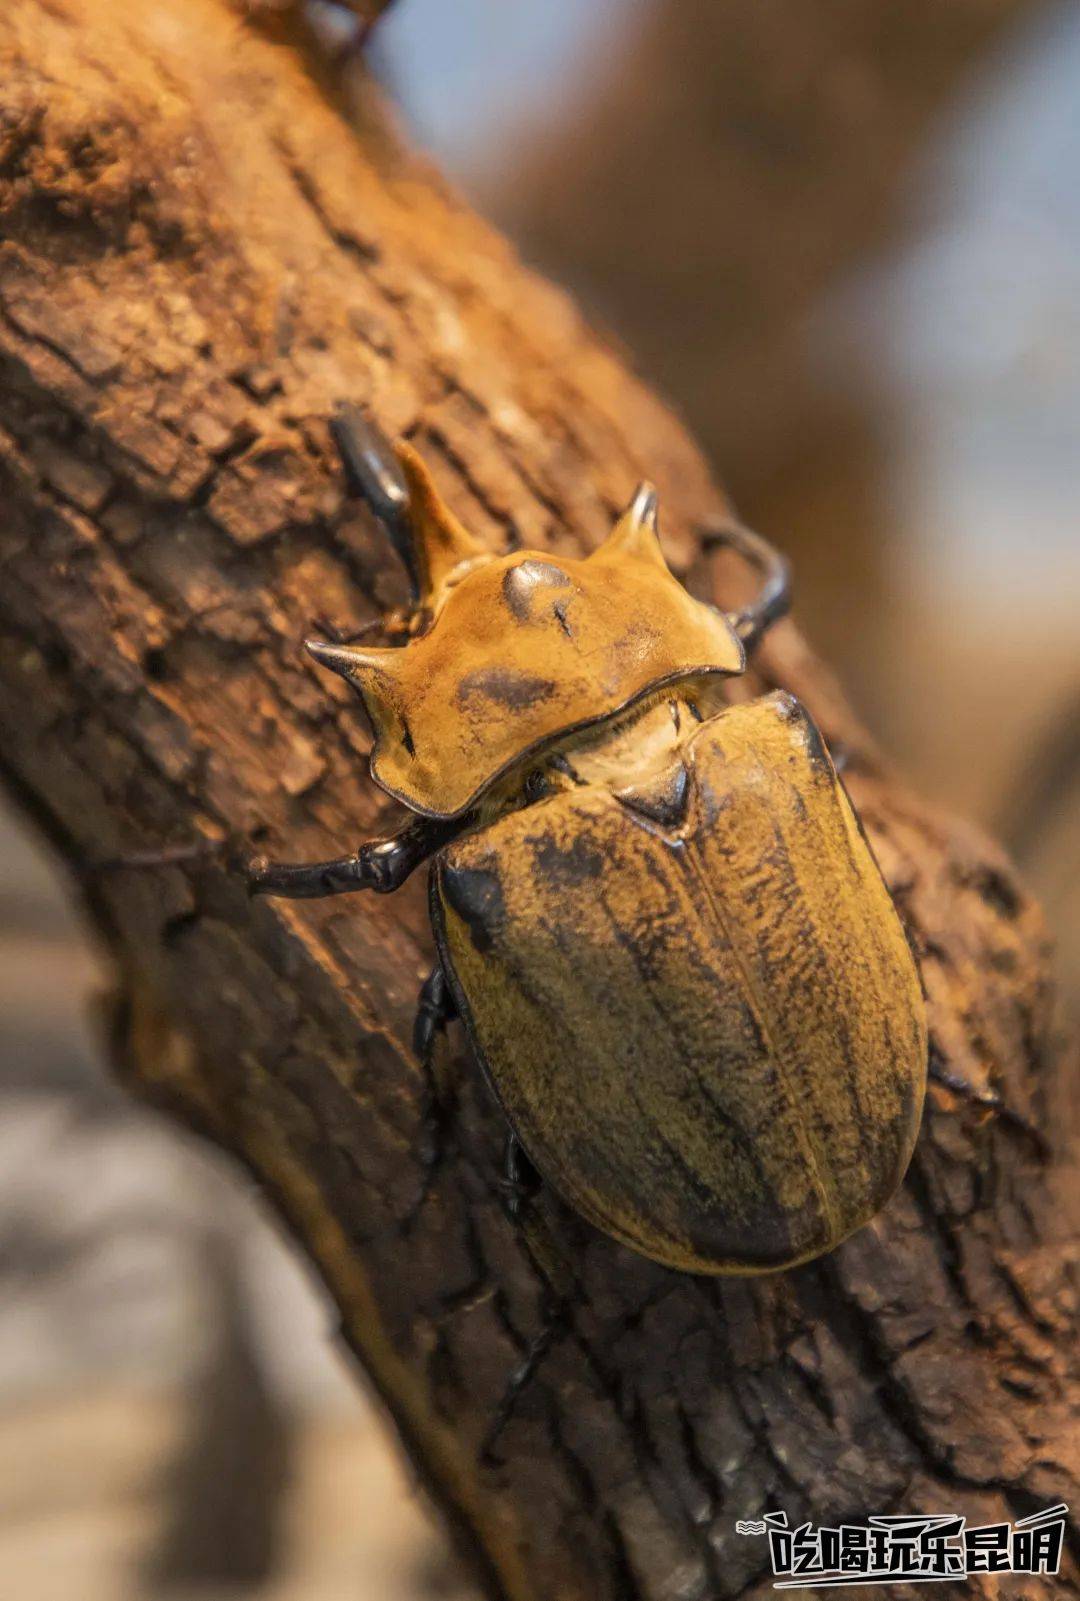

{"left": 248, "top": 406, "right": 927, "bottom": 1275}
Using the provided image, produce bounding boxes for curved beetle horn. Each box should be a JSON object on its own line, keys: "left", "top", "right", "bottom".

{"left": 331, "top": 403, "right": 485, "bottom": 604}
{"left": 393, "top": 440, "right": 486, "bottom": 603}
{"left": 702, "top": 519, "right": 791, "bottom": 655}
{"left": 590, "top": 480, "right": 667, "bottom": 567}
{"left": 331, "top": 404, "right": 416, "bottom": 590}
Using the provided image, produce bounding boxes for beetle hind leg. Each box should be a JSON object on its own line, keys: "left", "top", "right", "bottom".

{"left": 496, "top": 1131, "right": 579, "bottom": 1302}
{"left": 480, "top": 1302, "right": 569, "bottom": 1466}
{"left": 479, "top": 1132, "right": 579, "bottom": 1462}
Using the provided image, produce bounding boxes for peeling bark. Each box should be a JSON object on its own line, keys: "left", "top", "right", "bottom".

{"left": 0, "top": 5, "right": 1077, "bottom": 1600}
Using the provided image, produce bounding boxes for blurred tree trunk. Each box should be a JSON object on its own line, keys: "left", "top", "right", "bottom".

{"left": 0, "top": 4, "right": 1077, "bottom": 1600}
{"left": 497, "top": 0, "right": 1046, "bottom": 679}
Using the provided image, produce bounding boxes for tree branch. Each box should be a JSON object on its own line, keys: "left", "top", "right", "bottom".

{"left": 0, "top": 4, "right": 1077, "bottom": 1598}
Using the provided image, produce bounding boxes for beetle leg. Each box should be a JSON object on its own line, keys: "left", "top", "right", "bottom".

{"left": 481, "top": 1142, "right": 584, "bottom": 1461}
{"left": 481, "top": 1138, "right": 578, "bottom": 1464}
{"left": 498, "top": 1131, "right": 542, "bottom": 1223}
{"left": 410, "top": 961, "right": 459, "bottom": 1170}
{"left": 496, "top": 1134, "right": 582, "bottom": 1307}
{"left": 480, "top": 1303, "right": 570, "bottom": 1466}
{"left": 413, "top": 962, "right": 456, "bottom": 1065}
{"left": 330, "top": 402, "right": 421, "bottom": 604}
{"left": 701, "top": 518, "right": 792, "bottom": 655}
{"left": 96, "top": 814, "right": 462, "bottom": 897}
{"left": 403, "top": 960, "right": 464, "bottom": 1203}
{"left": 246, "top": 814, "right": 460, "bottom": 900}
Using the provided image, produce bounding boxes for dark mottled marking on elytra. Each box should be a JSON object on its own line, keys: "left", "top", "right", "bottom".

{"left": 456, "top": 667, "right": 557, "bottom": 712}
{"left": 534, "top": 833, "right": 605, "bottom": 887}
{"left": 552, "top": 599, "right": 573, "bottom": 638}
{"left": 440, "top": 862, "right": 506, "bottom": 954}
{"left": 435, "top": 695, "right": 925, "bottom": 1275}
{"left": 615, "top": 762, "right": 690, "bottom": 827}
{"left": 501, "top": 559, "right": 571, "bottom": 620}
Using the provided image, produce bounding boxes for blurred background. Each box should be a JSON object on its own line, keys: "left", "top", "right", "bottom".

{"left": 1, "top": 1, "right": 1077, "bottom": 1595}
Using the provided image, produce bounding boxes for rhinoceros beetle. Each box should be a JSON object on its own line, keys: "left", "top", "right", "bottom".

{"left": 248, "top": 406, "right": 927, "bottom": 1275}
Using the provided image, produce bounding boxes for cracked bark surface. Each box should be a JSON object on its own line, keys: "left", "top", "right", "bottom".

{"left": 0, "top": 4, "right": 1077, "bottom": 1599}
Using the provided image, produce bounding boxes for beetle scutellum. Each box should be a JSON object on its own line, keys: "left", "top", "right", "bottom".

{"left": 248, "top": 405, "right": 927, "bottom": 1275}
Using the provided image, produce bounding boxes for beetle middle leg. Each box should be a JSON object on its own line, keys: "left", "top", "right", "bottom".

{"left": 498, "top": 1132, "right": 541, "bottom": 1223}
{"left": 411, "top": 962, "right": 458, "bottom": 1180}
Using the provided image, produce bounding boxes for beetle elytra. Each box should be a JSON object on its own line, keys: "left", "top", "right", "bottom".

{"left": 248, "top": 406, "right": 927, "bottom": 1275}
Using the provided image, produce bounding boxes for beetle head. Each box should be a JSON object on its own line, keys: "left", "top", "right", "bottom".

{"left": 307, "top": 443, "right": 744, "bottom": 818}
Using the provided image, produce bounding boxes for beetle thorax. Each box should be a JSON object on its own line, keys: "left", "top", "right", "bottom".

{"left": 546, "top": 694, "right": 698, "bottom": 794}
{"left": 306, "top": 443, "right": 743, "bottom": 820}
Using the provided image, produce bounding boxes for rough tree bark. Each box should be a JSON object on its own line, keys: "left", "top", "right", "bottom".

{"left": 0, "top": 5, "right": 1077, "bottom": 1600}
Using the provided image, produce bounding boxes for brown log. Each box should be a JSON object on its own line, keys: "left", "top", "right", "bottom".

{"left": 0, "top": 5, "right": 1077, "bottom": 1599}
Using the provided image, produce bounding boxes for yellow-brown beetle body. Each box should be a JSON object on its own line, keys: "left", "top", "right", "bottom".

{"left": 251, "top": 407, "right": 927, "bottom": 1275}
{"left": 436, "top": 693, "right": 925, "bottom": 1273}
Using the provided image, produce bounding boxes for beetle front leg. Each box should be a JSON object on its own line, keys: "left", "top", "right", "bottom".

{"left": 246, "top": 814, "right": 459, "bottom": 900}
{"left": 701, "top": 519, "right": 792, "bottom": 655}
{"left": 399, "top": 961, "right": 462, "bottom": 1223}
